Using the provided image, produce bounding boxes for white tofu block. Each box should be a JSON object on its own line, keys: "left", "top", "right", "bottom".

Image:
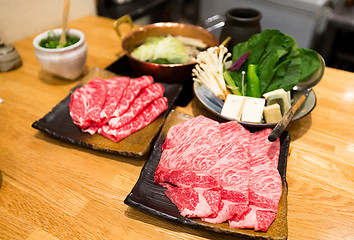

{"left": 241, "top": 97, "right": 265, "bottom": 123}
{"left": 220, "top": 94, "right": 245, "bottom": 121}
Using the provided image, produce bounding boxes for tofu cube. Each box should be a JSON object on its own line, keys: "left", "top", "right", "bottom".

{"left": 263, "top": 103, "right": 283, "bottom": 123}
{"left": 241, "top": 97, "right": 265, "bottom": 123}
{"left": 262, "top": 89, "right": 291, "bottom": 115}
{"left": 220, "top": 94, "right": 245, "bottom": 121}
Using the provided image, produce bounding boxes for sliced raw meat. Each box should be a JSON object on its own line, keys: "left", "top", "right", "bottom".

{"left": 157, "top": 168, "right": 221, "bottom": 218}
{"left": 156, "top": 120, "right": 252, "bottom": 223}
{"left": 155, "top": 116, "right": 222, "bottom": 218}
{"left": 69, "top": 78, "right": 107, "bottom": 130}
{"left": 156, "top": 116, "right": 220, "bottom": 174}
{"left": 155, "top": 169, "right": 220, "bottom": 190}
{"left": 108, "top": 83, "right": 164, "bottom": 129}
{"left": 161, "top": 115, "right": 219, "bottom": 151}
{"left": 202, "top": 121, "right": 251, "bottom": 224}
{"left": 112, "top": 75, "right": 153, "bottom": 118}
{"left": 223, "top": 119, "right": 252, "bottom": 147}
{"left": 84, "top": 77, "right": 131, "bottom": 134}
{"left": 155, "top": 116, "right": 282, "bottom": 231}
{"left": 98, "top": 97, "right": 168, "bottom": 142}
{"left": 69, "top": 88, "right": 88, "bottom": 129}
{"left": 229, "top": 128, "right": 281, "bottom": 231}
{"left": 100, "top": 77, "right": 130, "bottom": 124}
{"left": 69, "top": 75, "right": 165, "bottom": 143}
{"left": 81, "top": 79, "right": 107, "bottom": 124}
{"left": 165, "top": 186, "right": 221, "bottom": 218}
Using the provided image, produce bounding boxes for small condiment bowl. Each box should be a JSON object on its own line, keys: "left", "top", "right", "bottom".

{"left": 0, "top": 41, "right": 22, "bottom": 72}
{"left": 114, "top": 15, "right": 219, "bottom": 83}
{"left": 33, "top": 28, "right": 87, "bottom": 80}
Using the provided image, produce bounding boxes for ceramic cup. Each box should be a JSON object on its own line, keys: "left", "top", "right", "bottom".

{"left": 33, "top": 28, "right": 87, "bottom": 80}
{"left": 203, "top": 8, "right": 262, "bottom": 50}
{"left": 220, "top": 8, "right": 262, "bottom": 48}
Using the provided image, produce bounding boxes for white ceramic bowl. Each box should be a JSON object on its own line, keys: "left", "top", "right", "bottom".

{"left": 33, "top": 28, "right": 87, "bottom": 80}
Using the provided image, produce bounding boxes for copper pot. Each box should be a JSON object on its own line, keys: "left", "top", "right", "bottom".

{"left": 114, "top": 15, "right": 219, "bottom": 83}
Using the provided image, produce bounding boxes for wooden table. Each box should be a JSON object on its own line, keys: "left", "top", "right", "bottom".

{"left": 0, "top": 15, "right": 353, "bottom": 240}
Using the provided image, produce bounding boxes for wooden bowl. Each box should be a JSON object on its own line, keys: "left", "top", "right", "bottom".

{"left": 114, "top": 15, "right": 219, "bottom": 83}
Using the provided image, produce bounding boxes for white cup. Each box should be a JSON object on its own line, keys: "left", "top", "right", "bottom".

{"left": 33, "top": 28, "right": 87, "bottom": 80}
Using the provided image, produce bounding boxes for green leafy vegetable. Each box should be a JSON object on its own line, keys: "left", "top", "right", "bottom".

{"left": 298, "top": 48, "right": 321, "bottom": 82}
{"left": 265, "top": 35, "right": 302, "bottom": 92}
{"left": 228, "top": 29, "right": 321, "bottom": 97}
{"left": 39, "top": 31, "right": 79, "bottom": 49}
{"left": 131, "top": 36, "right": 190, "bottom": 64}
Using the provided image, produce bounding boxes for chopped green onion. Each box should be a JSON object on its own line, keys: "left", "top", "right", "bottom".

{"left": 223, "top": 70, "right": 241, "bottom": 95}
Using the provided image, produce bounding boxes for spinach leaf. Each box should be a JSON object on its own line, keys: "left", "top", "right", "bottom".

{"left": 298, "top": 48, "right": 321, "bottom": 82}
{"left": 229, "top": 29, "right": 320, "bottom": 96}
{"left": 257, "top": 33, "right": 292, "bottom": 92}
{"left": 232, "top": 41, "right": 249, "bottom": 62}
{"left": 248, "top": 29, "right": 272, "bottom": 64}
{"left": 265, "top": 35, "right": 301, "bottom": 92}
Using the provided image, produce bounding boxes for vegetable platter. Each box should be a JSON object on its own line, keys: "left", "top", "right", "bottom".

{"left": 192, "top": 29, "right": 324, "bottom": 127}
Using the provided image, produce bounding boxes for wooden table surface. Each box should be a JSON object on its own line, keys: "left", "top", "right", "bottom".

{"left": 0, "top": 15, "right": 353, "bottom": 240}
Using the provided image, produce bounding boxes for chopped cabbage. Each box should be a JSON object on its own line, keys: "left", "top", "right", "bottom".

{"left": 131, "top": 36, "right": 190, "bottom": 64}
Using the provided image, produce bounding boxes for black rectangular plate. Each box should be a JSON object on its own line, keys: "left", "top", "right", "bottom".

{"left": 32, "top": 67, "right": 183, "bottom": 158}
{"left": 124, "top": 110, "right": 289, "bottom": 239}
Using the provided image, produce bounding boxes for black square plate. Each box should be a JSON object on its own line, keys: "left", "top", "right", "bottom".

{"left": 32, "top": 67, "right": 183, "bottom": 158}
{"left": 124, "top": 110, "right": 289, "bottom": 239}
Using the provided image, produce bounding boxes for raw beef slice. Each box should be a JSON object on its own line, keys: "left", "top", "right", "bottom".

{"left": 108, "top": 83, "right": 164, "bottom": 129}
{"left": 202, "top": 121, "right": 251, "bottom": 224}
{"left": 98, "top": 97, "right": 168, "bottom": 142}
{"left": 155, "top": 116, "right": 222, "bottom": 218}
{"left": 69, "top": 78, "right": 107, "bottom": 130}
{"left": 85, "top": 77, "right": 131, "bottom": 134}
{"left": 111, "top": 75, "right": 153, "bottom": 118}
{"left": 229, "top": 128, "right": 282, "bottom": 231}
{"left": 99, "top": 77, "right": 130, "bottom": 124}
{"left": 69, "top": 75, "right": 167, "bottom": 143}
{"left": 155, "top": 116, "right": 282, "bottom": 231}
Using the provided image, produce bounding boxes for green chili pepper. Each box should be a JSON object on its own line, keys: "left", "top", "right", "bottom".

{"left": 246, "top": 64, "right": 261, "bottom": 98}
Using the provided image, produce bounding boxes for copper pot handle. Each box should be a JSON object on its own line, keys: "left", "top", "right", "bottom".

{"left": 113, "top": 14, "right": 134, "bottom": 40}
{"left": 201, "top": 14, "right": 225, "bottom": 32}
